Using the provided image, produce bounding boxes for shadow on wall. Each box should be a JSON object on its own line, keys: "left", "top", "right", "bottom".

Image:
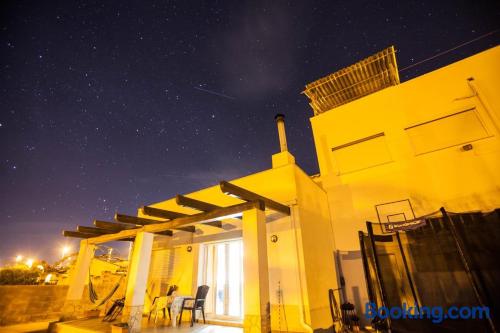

{"left": 337, "top": 250, "right": 370, "bottom": 327}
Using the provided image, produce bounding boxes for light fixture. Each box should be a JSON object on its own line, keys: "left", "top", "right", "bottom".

{"left": 26, "top": 258, "right": 34, "bottom": 268}
{"left": 61, "top": 245, "right": 71, "bottom": 258}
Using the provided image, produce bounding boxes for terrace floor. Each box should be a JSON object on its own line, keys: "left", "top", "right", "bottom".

{"left": 54, "top": 317, "right": 243, "bottom": 333}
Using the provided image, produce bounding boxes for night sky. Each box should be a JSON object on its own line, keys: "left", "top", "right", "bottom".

{"left": 1, "top": 1, "right": 499, "bottom": 263}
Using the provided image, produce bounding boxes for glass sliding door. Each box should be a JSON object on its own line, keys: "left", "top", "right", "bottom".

{"left": 199, "top": 239, "right": 243, "bottom": 319}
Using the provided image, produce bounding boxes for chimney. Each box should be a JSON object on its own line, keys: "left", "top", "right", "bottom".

{"left": 274, "top": 114, "right": 288, "bottom": 152}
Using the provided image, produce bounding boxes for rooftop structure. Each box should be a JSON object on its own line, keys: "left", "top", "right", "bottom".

{"left": 303, "top": 46, "right": 400, "bottom": 115}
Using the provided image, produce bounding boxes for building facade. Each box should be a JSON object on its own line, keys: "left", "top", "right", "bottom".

{"left": 59, "top": 46, "right": 500, "bottom": 333}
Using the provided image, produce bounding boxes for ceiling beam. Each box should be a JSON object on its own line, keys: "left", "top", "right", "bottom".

{"left": 176, "top": 194, "right": 240, "bottom": 222}
{"left": 93, "top": 220, "right": 173, "bottom": 237}
{"left": 204, "top": 221, "right": 223, "bottom": 229}
{"left": 219, "top": 180, "right": 290, "bottom": 215}
{"left": 94, "top": 220, "right": 137, "bottom": 231}
{"left": 116, "top": 213, "right": 193, "bottom": 234}
{"left": 176, "top": 194, "right": 220, "bottom": 212}
{"left": 115, "top": 213, "right": 164, "bottom": 225}
{"left": 87, "top": 200, "right": 263, "bottom": 244}
{"left": 63, "top": 230, "right": 95, "bottom": 238}
{"left": 77, "top": 226, "right": 115, "bottom": 235}
{"left": 141, "top": 206, "right": 188, "bottom": 220}
{"left": 177, "top": 226, "right": 196, "bottom": 233}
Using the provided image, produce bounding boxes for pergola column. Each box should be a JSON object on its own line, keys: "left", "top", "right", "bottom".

{"left": 242, "top": 206, "right": 271, "bottom": 333}
{"left": 121, "top": 231, "right": 154, "bottom": 333}
{"left": 61, "top": 239, "right": 95, "bottom": 320}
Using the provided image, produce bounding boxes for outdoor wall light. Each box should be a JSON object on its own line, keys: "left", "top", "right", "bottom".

{"left": 187, "top": 246, "right": 193, "bottom": 252}
{"left": 462, "top": 144, "right": 473, "bottom": 151}
{"left": 271, "top": 235, "right": 278, "bottom": 243}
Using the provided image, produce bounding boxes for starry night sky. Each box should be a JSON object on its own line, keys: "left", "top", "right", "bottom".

{"left": 1, "top": 1, "right": 499, "bottom": 263}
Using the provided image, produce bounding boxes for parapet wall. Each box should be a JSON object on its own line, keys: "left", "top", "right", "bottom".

{"left": 0, "top": 285, "right": 68, "bottom": 325}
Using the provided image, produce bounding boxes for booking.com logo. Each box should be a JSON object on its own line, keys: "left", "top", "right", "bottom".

{"left": 365, "top": 302, "right": 491, "bottom": 324}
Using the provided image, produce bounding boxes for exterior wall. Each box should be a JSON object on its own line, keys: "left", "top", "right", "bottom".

{"left": 142, "top": 160, "right": 337, "bottom": 332}
{"left": 293, "top": 166, "right": 337, "bottom": 330}
{"left": 310, "top": 46, "right": 500, "bottom": 320}
{"left": 0, "top": 285, "right": 68, "bottom": 325}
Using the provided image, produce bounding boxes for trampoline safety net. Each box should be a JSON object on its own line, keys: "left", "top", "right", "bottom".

{"left": 359, "top": 208, "right": 500, "bottom": 333}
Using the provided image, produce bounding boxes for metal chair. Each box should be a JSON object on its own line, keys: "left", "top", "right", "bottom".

{"left": 178, "top": 285, "right": 210, "bottom": 327}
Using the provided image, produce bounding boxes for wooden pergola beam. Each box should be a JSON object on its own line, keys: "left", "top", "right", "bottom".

{"left": 175, "top": 195, "right": 230, "bottom": 226}
{"left": 77, "top": 226, "right": 115, "bottom": 235}
{"left": 94, "top": 220, "right": 138, "bottom": 231}
{"left": 116, "top": 213, "right": 194, "bottom": 233}
{"left": 219, "top": 180, "right": 290, "bottom": 215}
{"left": 93, "top": 220, "right": 173, "bottom": 236}
{"left": 115, "top": 213, "right": 164, "bottom": 225}
{"left": 204, "top": 221, "right": 223, "bottom": 228}
{"left": 176, "top": 194, "right": 221, "bottom": 212}
{"left": 156, "top": 230, "right": 174, "bottom": 236}
{"left": 141, "top": 206, "right": 188, "bottom": 220}
{"left": 176, "top": 194, "right": 240, "bottom": 222}
{"left": 62, "top": 230, "right": 94, "bottom": 238}
{"left": 87, "top": 200, "right": 264, "bottom": 244}
{"left": 177, "top": 226, "right": 196, "bottom": 233}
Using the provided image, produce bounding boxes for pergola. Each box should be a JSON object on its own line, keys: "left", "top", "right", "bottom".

{"left": 60, "top": 180, "right": 291, "bottom": 333}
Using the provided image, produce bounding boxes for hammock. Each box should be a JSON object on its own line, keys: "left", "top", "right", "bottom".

{"left": 88, "top": 270, "right": 124, "bottom": 307}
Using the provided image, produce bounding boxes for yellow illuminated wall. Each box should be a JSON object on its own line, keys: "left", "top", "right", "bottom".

{"left": 310, "top": 46, "right": 500, "bottom": 320}
{"left": 140, "top": 157, "right": 337, "bottom": 331}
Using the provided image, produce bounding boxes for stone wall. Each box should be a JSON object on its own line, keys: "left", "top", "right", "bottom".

{"left": 0, "top": 285, "right": 68, "bottom": 325}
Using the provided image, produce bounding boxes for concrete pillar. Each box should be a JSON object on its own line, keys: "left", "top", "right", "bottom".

{"left": 242, "top": 206, "right": 271, "bottom": 333}
{"left": 61, "top": 239, "right": 95, "bottom": 320}
{"left": 121, "top": 231, "right": 154, "bottom": 333}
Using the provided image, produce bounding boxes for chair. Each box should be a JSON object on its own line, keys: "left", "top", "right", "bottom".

{"left": 178, "top": 285, "right": 210, "bottom": 327}
{"left": 165, "top": 285, "right": 178, "bottom": 320}
{"left": 102, "top": 297, "right": 125, "bottom": 322}
{"left": 149, "top": 285, "right": 178, "bottom": 323}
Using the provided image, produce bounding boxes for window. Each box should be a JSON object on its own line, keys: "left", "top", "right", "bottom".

{"left": 405, "top": 108, "right": 489, "bottom": 155}
{"left": 199, "top": 239, "right": 243, "bottom": 319}
{"left": 331, "top": 132, "right": 392, "bottom": 174}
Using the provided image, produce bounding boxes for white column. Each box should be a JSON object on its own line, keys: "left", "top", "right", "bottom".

{"left": 242, "top": 206, "right": 271, "bottom": 333}
{"left": 61, "top": 239, "right": 95, "bottom": 320}
{"left": 121, "top": 231, "right": 154, "bottom": 333}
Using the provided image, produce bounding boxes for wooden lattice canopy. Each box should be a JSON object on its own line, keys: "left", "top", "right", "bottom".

{"left": 303, "top": 46, "right": 400, "bottom": 115}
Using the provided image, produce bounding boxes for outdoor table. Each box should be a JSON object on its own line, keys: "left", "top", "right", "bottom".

{"left": 169, "top": 295, "right": 194, "bottom": 327}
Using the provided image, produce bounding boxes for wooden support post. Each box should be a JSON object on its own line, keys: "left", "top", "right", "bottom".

{"left": 242, "top": 205, "right": 271, "bottom": 333}
{"left": 60, "top": 240, "right": 95, "bottom": 320}
{"left": 121, "top": 231, "right": 154, "bottom": 333}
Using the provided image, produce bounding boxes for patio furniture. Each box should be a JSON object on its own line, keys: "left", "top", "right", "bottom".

{"left": 103, "top": 297, "right": 125, "bottom": 322}
{"left": 148, "top": 296, "right": 168, "bottom": 323}
{"left": 149, "top": 284, "right": 178, "bottom": 322}
{"left": 177, "top": 285, "right": 210, "bottom": 327}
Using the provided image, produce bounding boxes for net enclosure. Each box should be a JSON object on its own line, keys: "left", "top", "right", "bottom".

{"left": 303, "top": 46, "right": 400, "bottom": 115}
{"left": 359, "top": 208, "right": 500, "bottom": 333}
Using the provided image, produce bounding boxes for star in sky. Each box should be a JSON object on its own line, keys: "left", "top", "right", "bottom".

{"left": 0, "top": 0, "right": 498, "bottom": 262}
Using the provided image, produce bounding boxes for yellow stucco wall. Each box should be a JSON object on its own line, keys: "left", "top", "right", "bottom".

{"left": 311, "top": 46, "right": 500, "bottom": 252}
{"left": 141, "top": 160, "right": 337, "bottom": 331}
